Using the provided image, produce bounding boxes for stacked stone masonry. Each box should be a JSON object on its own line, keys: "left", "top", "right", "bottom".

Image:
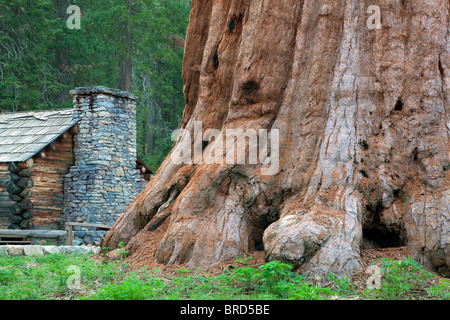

{"left": 64, "top": 87, "right": 147, "bottom": 245}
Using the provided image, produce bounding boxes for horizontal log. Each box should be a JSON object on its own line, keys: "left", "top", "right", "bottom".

{"left": 30, "top": 175, "right": 63, "bottom": 182}
{"left": 0, "top": 196, "right": 11, "bottom": 202}
{"left": 34, "top": 158, "right": 74, "bottom": 166}
{"left": 8, "top": 173, "right": 20, "bottom": 182}
{"left": 0, "top": 241, "right": 32, "bottom": 245}
{"left": 9, "top": 194, "right": 22, "bottom": 201}
{"left": 31, "top": 190, "right": 64, "bottom": 197}
{"left": 32, "top": 174, "right": 53, "bottom": 180}
{"left": 30, "top": 209, "right": 63, "bottom": 216}
{"left": 6, "top": 183, "right": 23, "bottom": 195}
{"left": 20, "top": 219, "right": 34, "bottom": 229}
{"left": 0, "top": 178, "right": 9, "bottom": 187}
{"left": 33, "top": 165, "right": 73, "bottom": 173}
{"left": 22, "top": 211, "right": 33, "bottom": 219}
{"left": 0, "top": 195, "right": 12, "bottom": 202}
{"left": 8, "top": 162, "right": 21, "bottom": 173}
{"left": 18, "top": 199, "right": 33, "bottom": 210}
{"left": 32, "top": 168, "right": 71, "bottom": 175}
{"left": 32, "top": 177, "right": 64, "bottom": 185}
{"left": 0, "top": 229, "right": 66, "bottom": 238}
{"left": 32, "top": 205, "right": 64, "bottom": 211}
{"left": 0, "top": 205, "right": 12, "bottom": 212}
{"left": 0, "top": 234, "right": 26, "bottom": 239}
{"left": 33, "top": 188, "right": 64, "bottom": 200}
{"left": 18, "top": 169, "right": 32, "bottom": 178}
{"left": 32, "top": 195, "right": 64, "bottom": 203}
{"left": 16, "top": 178, "right": 34, "bottom": 189}
{"left": 19, "top": 188, "right": 33, "bottom": 198}
{"left": 34, "top": 152, "right": 74, "bottom": 161}
{"left": 40, "top": 147, "right": 74, "bottom": 155}
{"left": 17, "top": 160, "right": 33, "bottom": 170}
{"left": 31, "top": 193, "right": 64, "bottom": 200}
{"left": 9, "top": 215, "right": 23, "bottom": 224}
{"left": 31, "top": 168, "right": 71, "bottom": 175}
{"left": 31, "top": 194, "right": 63, "bottom": 203}
{"left": 25, "top": 158, "right": 34, "bottom": 169}
{"left": 66, "top": 222, "right": 111, "bottom": 230}
{"left": 32, "top": 169, "right": 66, "bottom": 176}
{"left": 35, "top": 150, "right": 74, "bottom": 160}
{"left": 30, "top": 207, "right": 63, "bottom": 215}
{"left": 0, "top": 209, "right": 12, "bottom": 215}
{"left": 10, "top": 205, "right": 23, "bottom": 215}
{"left": 32, "top": 203, "right": 63, "bottom": 211}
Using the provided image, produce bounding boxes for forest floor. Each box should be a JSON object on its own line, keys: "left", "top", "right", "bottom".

{"left": 116, "top": 218, "right": 410, "bottom": 278}
{"left": 100, "top": 220, "right": 449, "bottom": 301}
{"left": 0, "top": 242, "right": 448, "bottom": 300}
{"left": 2, "top": 219, "right": 446, "bottom": 300}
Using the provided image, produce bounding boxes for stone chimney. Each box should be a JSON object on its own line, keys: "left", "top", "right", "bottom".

{"left": 64, "top": 86, "right": 146, "bottom": 245}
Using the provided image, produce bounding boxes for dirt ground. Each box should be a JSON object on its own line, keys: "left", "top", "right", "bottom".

{"left": 100, "top": 217, "right": 417, "bottom": 281}
{"left": 113, "top": 218, "right": 266, "bottom": 276}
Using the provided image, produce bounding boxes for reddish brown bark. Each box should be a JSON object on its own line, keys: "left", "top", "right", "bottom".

{"left": 104, "top": 0, "right": 450, "bottom": 276}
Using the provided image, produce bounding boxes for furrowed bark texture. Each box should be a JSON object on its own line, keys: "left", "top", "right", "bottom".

{"left": 103, "top": 0, "right": 450, "bottom": 276}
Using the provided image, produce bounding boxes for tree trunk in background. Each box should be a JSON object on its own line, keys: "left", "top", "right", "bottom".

{"left": 140, "top": 74, "right": 155, "bottom": 157}
{"left": 119, "top": 0, "right": 133, "bottom": 92}
{"left": 103, "top": 0, "right": 450, "bottom": 276}
{"left": 145, "top": 110, "right": 155, "bottom": 156}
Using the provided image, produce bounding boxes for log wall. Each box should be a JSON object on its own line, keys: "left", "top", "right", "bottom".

{"left": 31, "top": 132, "right": 75, "bottom": 229}
{"left": 0, "top": 132, "right": 75, "bottom": 230}
{"left": 0, "top": 164, "right": 12, "bottom": 228}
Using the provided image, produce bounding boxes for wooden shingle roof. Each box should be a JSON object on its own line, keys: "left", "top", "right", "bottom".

{"left": 0, "top": 109, "right": 77, "bottom": 163}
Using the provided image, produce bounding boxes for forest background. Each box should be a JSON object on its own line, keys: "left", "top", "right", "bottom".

{"left": 0, "top": 0, "right": 191, "bottom": 172}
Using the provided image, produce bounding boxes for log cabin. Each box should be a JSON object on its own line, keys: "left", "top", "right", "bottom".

{"left": 0, "top": 86, "right": 152, "bottom": 244}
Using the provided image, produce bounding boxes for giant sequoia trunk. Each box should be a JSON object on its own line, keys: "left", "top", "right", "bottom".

{"left": 103, "top": 0, "right": 450, "bottom": 276}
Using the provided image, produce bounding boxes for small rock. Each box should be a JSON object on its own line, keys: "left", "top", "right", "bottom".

{"left": 116, "top": 167, "right": 125, "bottom": 177}
{"left": 23, "top": 246, "right": 44, "bottom": 257}
{"left": 42, "top": 246, "right": 61, "bottom": 255}
{"left": 0, "top": 246, "right": 9, "bottom": 257}
{"left": 106, "top": 249, "right": 121, "bottom": 260}
{"left": 58, "top": 246, "right": 71, "bottom": 254}
{"left": 92, "top": 246, "right": 101, "bottom": 254}
{"left": 8, "top": 246, "right": 24, "bottom": 257}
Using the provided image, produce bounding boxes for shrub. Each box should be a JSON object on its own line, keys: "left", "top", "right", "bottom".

{"left": 363, "top": 257, "right": 439, "bottom": 300}
{"left": 0, "top": 254, "right": 447, "bottom": 300}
